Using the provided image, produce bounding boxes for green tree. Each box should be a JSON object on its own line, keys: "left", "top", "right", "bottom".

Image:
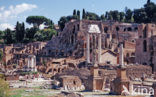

{"left": 125, "top": 7, "right": 133, "bottom": 22}
{"left": 105, "top": 11, "right": 108, "bottom": 20}
{"left": 0, "top": 31, "right": 4, "bottom": 43}
{"left": 112, "top": 10, "right": 120, "bottom": 21}
{"left": 119, "top": 12, "right": 125, "bottom": 22}
{"left": 147, "top": 0, "right": 151, "bottom": 4}
{"left": 58, "top": 16, "right": 68, "bottom": 31}
{"left": 26, "top": 16, "right": 50, "bottom": 28}
{"left": 144, "top": 1, "right": 156, "bottom": 22}
{"left": 73, "top": 9, "right": 76, "bottom": 16}
{"left": 0, "top": 31, "right": 4, "bottom": 40}
{"left": 15, "top": 22, "right": 25, "bottom": 42}
{"left": 34, "top": 28, "right": 57, "bottom": 41}
{"left": 133, "top": 8, "right": 147, "bottom": 23}
{"left": 25, "top": 27, "right": 39, "bottom": 41}
{"left": 153, "top": 11, "right": 156, "bottom": 23}
{"left": 4, "top": 29, "right": 15, "bottom": 44}
{"left": 44, "top": 19, "right": 54, "bottom": 29}
{"left": 108, "top": 11, "right": 113, "bottom": 21}
{"left": 85, "top": 12, "right": 100, "bottom": 20}
{"left": 0, "top": 79, "right": 10, "bottom": 97}
{"left": 0, "top": 50, "right": 3, "bottom": 62}
{"left": 100, "top": 14, "right": 105, "bottom": 21}
{"left": 77, "top": 10, "right": 80, "bottom": 20}
{"left": 82, "top": 9, "right": 86, "bottom": 19}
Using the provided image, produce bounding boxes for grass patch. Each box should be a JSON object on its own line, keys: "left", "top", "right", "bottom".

{"left": 9, "top": 88, "right": 59, "bottom": 97}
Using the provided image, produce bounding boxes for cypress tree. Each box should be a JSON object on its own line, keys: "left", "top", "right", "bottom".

{"left": 21, "top": 22, "right": 25, "bottom": 41}
{"left": 147, "top": 0, "right": 150, "bottom": 4}
{"left": 82, "top": 9, "right": 86, "bottom": 19}
{"left": 77, "top": 10, "right": 80, "bottom": 20}
{"left": 15, "top": 22, "right": 25, "bottom": 42}
{"left": 73, "top": 9, "right": 76, "bottom": 16}
{"left": 15, "top": 21, "right": 20, "bottom": 42}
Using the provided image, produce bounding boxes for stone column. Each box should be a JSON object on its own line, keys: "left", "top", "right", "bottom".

{"left": 98, "top": 34, "right": 101, "bottom": 64}
{"left": 92, "top": 34, "right": 96, "bottom": 66}
{"left": 119, "top": 44, "right": 124, "bottom": 66}
{"left": 129, "top": 82, "right": 133, "bottom": 95}
{"left": 87, "top": 33, "right": 90, "bottom": 63}
{"left": 34, "top": 56, "right": 37, "bottom": 72}
{"left": 27, "top": 58, "right": 30, "bottom": 71}
{"left": 31, "top": 57, "right": 34, "bottom": 71}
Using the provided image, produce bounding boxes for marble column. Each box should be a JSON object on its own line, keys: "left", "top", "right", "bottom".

{"left": 27, "top": 58, "right": 30, "bottom": 71}
{"left": 119, "top": 44, "right": 124, "bottom": 66}
{"left": 87, "top": 33, "right": 90, "bottom": 63}
{"left": 98, "top": 34, "right": 101, "bottom": 64}
{"left": 34, "top": 56, "right": 37, "bottom": 72}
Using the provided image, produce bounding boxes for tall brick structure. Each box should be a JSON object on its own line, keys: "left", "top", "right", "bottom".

{"left": 135, "top": 24, "right": 156, "bottom": 73}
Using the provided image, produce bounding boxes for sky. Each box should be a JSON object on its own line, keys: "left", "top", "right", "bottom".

{"left": 0, "top": 0, "right": 156, "bottom": 30}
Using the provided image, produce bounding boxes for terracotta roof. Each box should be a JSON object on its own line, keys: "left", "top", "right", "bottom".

{"left": 101, "top": 50, "right": 118, "bottom": 56}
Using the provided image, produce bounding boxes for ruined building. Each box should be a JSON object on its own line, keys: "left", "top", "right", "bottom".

{"left": 3, "top": 42, "right": 47, "bottom": 69}
{"left": 135, "top": 24, "right": 156, "bottom": 73}
{"left": 44, "top": 20, "right": 139, "bottom": 65}
{"left": 2, "top": 20, "right": 141, "bottom": 72}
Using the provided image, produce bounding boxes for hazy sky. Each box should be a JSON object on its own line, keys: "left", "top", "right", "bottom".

{"left": 0, "top": 0, "right": 155, "bottom": 30}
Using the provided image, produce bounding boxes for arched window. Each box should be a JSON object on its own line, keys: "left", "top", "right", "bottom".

{"left": 104, "top": 27, "right": 108, "bottom": 33}
{"left": 134, "top": 27, "right": 138, "bottom": 31}
{"left": 77, "top": 24, "right": 79, "bottom": 31}
{"left": 73, "top": 26, "right": 75, "bottom": 34}
{"left": 116, "top": 26, "right": 120, "bottom": 31}
{"left": 131, "top": 53, "right": 135, "bottom": 56}
{"left": 143, "top": 27, "right": 147, "bottom": 38}
{"left": 126, "top": 53, "right": 130, "bottom": 57}
{"left": 132, "top": 40, "right": 135, "bottom": 43}
{"left": 143, "top": 62, "right": 147, "bottom": 65}
{"left": 71, "top": 35, "right": 74, "bottom": 45}
{"left": 58, "top": 68, "right": 60, "bottom": 73}
{"left": 143, "top": 40, "right": 147, "bottom": 52}
{"left": 127, "top": 27, "right": 132, "bottom": 31}
{"left": 124, "top": 28, "right": 126, "bottom": 32}
{"left": 48, "top": 50, "right": 51, "bottom": 54}
{"left": 73, "top": 81, "right": 76, "bottom": 85}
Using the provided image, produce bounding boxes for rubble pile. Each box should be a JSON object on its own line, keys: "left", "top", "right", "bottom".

{"left": 126, "top": 65, "right": 152, "bottom": 79}
{"left": 54, "top": 68, "right": 91, "bottom": 80}
{"left": 55, "top": 91, "right": 84, "bottom": 97}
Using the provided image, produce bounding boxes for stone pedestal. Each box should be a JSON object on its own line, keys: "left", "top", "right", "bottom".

{"left": 90, "top": 66, "right": 103, "bottom": 91}
{"left": 111, "top": 66, "right": 130, "bottom": 95}
{"left": 117, "top": 66, "right": 128, "bottom": 80}
{"left": 153, "top": 82, "right": 156, "bottom": 97}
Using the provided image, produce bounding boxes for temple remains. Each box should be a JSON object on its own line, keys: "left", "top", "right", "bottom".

{"left": 2, "top": 20, "right": 156, "bottom": 96}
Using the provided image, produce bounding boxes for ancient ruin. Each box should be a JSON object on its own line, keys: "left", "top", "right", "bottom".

{"left": 1, "top": 19, "right": 156, "bottom": 97}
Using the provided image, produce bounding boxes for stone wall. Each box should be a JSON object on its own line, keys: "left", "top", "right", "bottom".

{"left": 57, "top": 20, "right": 139, "bottom": 63}
{"left": 3, "top": 42, "right": 47, "bottom": 68}
{"left": 60, "top": 75, "right": 83, "bottom": 91}
{"left": 135, "top": 24, "right": 156, "bottom": 65}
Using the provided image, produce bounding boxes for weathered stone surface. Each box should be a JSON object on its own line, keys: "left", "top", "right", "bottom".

{"left": 55, "top": 91, "right": 84, "bottom": 97}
